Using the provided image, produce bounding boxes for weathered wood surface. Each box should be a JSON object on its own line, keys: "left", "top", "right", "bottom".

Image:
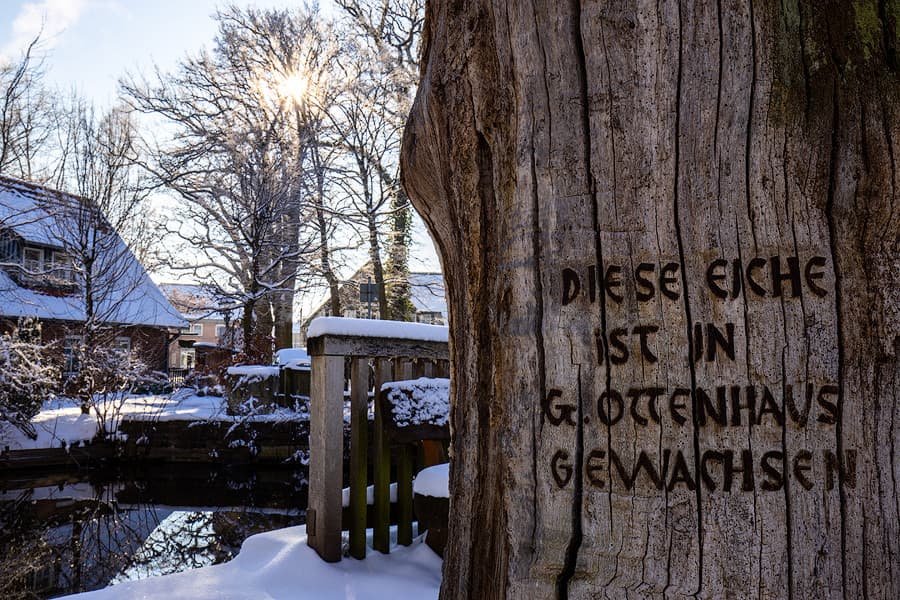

{"left": 402, "top": 2, "right": 898, "bottom": 598}
{"left": 307, "top": 354, "right": 345, "bottom": 562}
{"left": 307, "top": 334, "right": 449, "bottom": 361}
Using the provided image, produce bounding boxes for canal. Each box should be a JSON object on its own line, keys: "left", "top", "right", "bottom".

{"left": 0, "top": 464, "right": 308, "bottom": 599}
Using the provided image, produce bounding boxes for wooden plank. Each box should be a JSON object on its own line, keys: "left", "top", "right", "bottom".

{"left": 397, "top": 444, "right": 414, "bottom": 546}
{"left": 394, "top": 358, "right": 414, "bottom": 381}
{"left": 372, "top": 358, "right": 392, "bottom": 553}
{"left": 422, "top": 360, "right": 435, "bottom": 377}
{"left": 349, "top": 357, "right": 369, "bottom": 559}
{"left": 308, "top": 335, "right": 448, "bottom": 361}
{"left": 307, "top": 354, "right": 345, "bottom": 562}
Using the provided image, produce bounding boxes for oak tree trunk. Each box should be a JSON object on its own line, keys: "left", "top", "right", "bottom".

{"left": 402, "top": 2, "right": 899, "bottom": 598}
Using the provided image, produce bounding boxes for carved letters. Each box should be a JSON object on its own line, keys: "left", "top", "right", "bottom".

{"left": 547, "top": 254, "right": 854, "bottom": 493}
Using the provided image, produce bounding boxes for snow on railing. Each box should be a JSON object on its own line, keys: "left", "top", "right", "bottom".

{"left": 305, "top": 317, "right": 450, "bottom": 563}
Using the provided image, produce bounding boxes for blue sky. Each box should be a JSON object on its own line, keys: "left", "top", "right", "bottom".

{"left": 0, "top": 0, "right": 306, "bottom": 107}
{"left": 0, "top": 1, "right": 441, "bottom": 278}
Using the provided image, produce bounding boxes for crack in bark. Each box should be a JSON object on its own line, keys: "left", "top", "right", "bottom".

{"left": 671, "top": 1, "right": 705, "bottom": 595}
{"left": 529, "top": 0, "right": 552, "bottom": 558}
{"left": 556, "top": 1, "right": 599, "bottom": 597}
{"left": 823, "top": 77, "right": 849, "bottom": 600}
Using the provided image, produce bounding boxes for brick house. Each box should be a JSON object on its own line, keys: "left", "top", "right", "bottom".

{"left": 0, "top": 176, "right": 186, "bottom": 374}
{"left": 158, "top": 283, "right": 235, "bottom": 369}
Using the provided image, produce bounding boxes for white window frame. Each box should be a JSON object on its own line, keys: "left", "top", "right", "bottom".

{"left": 114, "top": 336, "right": 131, "bottom": 353}
{"left": 190, "top": 323, "right": 203, "bottom": 336}
{"left": 51, "top": 251, "right": 74, "bottom": 282}
{"left": 23, "top": 246, "right": 42, "bottom": 273}
{"left": 180, "top": 348, "right": 196, "bottom": 369}
{"left": 63, "top": 335, "right": 83, "bottom": 375}
{"left": 215, "top": 324, "right": 227, "bottom": 338}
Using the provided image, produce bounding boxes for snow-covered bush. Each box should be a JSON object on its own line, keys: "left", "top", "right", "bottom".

{"left": 70, "top": 344, "right": 160, "bottom": 438}
{"left": 0, "top": 318, "right": 58, "bottom": 439}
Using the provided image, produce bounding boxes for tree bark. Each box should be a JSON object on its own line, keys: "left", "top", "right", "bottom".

{"left": 401, "top": 2, "right": 899, "bottom": 598}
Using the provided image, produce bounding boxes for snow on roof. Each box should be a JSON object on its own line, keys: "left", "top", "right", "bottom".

{"left": 158, "top": 282, "right": 233, "bottom": 321}
{"left": 409, "top": 272, "right": 447, "bottom": 316}
{"left": 307, "top": 317, "right": 449, "bottom": 343}
{"left": 226, "top": 365, "right": 280, "bottom": 378}
{"left": 275, "top": 347, "right": 310, "bottom": 369}
{"left": 0, "top": 176, "right": 187, "bottom": 329}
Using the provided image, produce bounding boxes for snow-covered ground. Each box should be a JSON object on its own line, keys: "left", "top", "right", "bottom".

{"left": 64, "top": 525, "right": 443, "bottom": 600}
{"left": 0, "top": 391, "right": 309, "bottom": 451}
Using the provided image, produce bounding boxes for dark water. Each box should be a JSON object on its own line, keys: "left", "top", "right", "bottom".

{"left": 0, "top": 465, "right": 308, "bottom": 599}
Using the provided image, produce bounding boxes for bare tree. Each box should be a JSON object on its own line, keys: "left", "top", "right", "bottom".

{"left": 0, "top": 35, "right": 56, "bottom": 180}
{"left": 121, "top": 6, "right": 339, "bottom": 359}
{"left": 335, "top": 0, "right": 424, "bottom": 320}
{"left": 46, "top": 102, "right": 159, "bottom": 416}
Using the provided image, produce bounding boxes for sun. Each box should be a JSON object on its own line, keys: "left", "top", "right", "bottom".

{"left": 276, "top": 71, "right": 312, "bottom": 106}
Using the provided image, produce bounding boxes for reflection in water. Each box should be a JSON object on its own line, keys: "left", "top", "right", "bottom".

{"left": 0, "top": 467, "right": 307, "bottom": 599}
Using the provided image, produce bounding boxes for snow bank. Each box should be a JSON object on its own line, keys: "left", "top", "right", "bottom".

{"left": 226, "top": 366, "right": 280, "bottom": 377}
{"left": 0, "top": 393, "right": 312, "bottom": 450}
{"left": 381, "top": 378, "right": 450, "bottom": 427}
{"left": 63, "top": 525, "right": 442, "bottom": 600}
{"left": 341, "top": 482, "right": 398, "bottom": 507}
{"left": 414, "top": 463, "right": 450, "bottom": 498}
{"left": 307, "top": 317, "right": 449, "bottom": 343}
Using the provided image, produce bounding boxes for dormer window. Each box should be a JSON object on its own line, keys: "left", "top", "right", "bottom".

{"left": 23, "top": 247, "right": 42, "bottom": 274}
{"left": 50, "top": 252, "right": 74, "bottom": 283}
{"left": 6, "top": 244, "right": 78, "bottom": 292}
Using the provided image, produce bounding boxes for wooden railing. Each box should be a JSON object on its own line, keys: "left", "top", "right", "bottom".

{"left": 306, "top": 319, "right": 449, "bottom": 562}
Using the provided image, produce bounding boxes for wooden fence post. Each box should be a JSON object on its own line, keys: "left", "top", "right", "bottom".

{"left": 307, "top": 353, "right": 345, "bottom": 562}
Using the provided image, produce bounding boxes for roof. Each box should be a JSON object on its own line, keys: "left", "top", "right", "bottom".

{"left": 408, "top": 272, "right": 446, "bottom": 315}
{"left": 0, "top": 176, "right": 187, "bottom": 329}
{"left": 303, "top": 267, "right": 448, "bottom": 326}
{"left": 158, "top": 282, "right": 232, "bottom": 321}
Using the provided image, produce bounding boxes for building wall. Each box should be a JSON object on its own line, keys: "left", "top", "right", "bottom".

{"left": 0, "top": 318, "right": 171, "bottom": 374}
{"left": 168, "top": 317, "right": 227, "bottom": 368}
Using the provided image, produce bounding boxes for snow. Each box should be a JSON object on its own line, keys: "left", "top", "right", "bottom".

{"left": 413, "top": 463, "right": 450, "bottom": 498}
{"left": 381, "top": 378, "right": 450, "bottom": 427}
{"left": 63, "top": 525, "right": 442, "bottom": 600}
{"left": 408, "top": 273, "right": 447, "bottom": 316}
{"left": 274, "top": 347, "right": 310, "bottom": 370}
{"left": 0, "top": 177, "right": 187, "bottom": 329}
{"left": 274, "top": 348, "right": 309, "bottom": 363}
{"left": 308, "top": 317, "right": 448, "bottom": 343}
{"left": 341, "top": 482, "right": 398, "bottom": 507}
{"left": 193, "top": 341, "right": 220, "bottom": 349}
{"left": 226, "top": 366, "right": 280, "bottom": 378}
{"left": 0, "top": 393, "right": 309, "bottom": 450}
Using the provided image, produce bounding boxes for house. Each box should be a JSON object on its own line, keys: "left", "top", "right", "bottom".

{"left": 294, "top": 266, "right": 448, "bottom": 347}
{"left": 0, "top": 175, "right": 187, "bottom": 374}
{"left": 158, "top": 283, "right": 236, "bottom": 369}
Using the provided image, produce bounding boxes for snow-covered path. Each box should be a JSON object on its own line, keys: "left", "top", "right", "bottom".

{"left": 64, "top": 525, "right": 442, "bottom": 600}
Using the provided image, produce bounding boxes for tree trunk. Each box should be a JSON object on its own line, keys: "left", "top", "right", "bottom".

{"left": 401, "top": 2, "right": 898, "bottom": 598}
{"left": 367, "top": 209, "right": 389, "bottom": 319}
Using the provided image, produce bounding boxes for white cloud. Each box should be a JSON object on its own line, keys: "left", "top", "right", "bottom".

{"left": 1, "top": 0, "right": 92, "bottom": 61}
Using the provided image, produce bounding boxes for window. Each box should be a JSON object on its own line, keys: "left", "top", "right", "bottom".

{"left": 416, "top": 311, "right": 443, "bottom": 325}
{"left": 114, "top": 336, "right": 131, "bottom": 353}
{"left": 51, "top": 252, "right": 74, "bottom": 282}
{"left": 342, "top": 309, "right": 357, "bottom": 318}
{"left": 23, "top": 247, "right": 42, "bottom": 273}
{"left": 63, "top": 336, "right": 83, "bottom": 376}
{"left": 180, "top": 349, "right": 196, "bottom": 369}
{"left": 215, "top": 324, "right": 227, "bottom": 338}
{"left": 189, "top": 323, "right": 203, "bottom": 336}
